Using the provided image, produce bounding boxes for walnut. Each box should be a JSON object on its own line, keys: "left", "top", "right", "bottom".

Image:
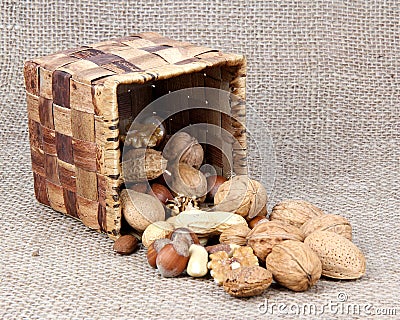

{"left": 162, "top": 132, "right": 204, "bottom": 169}
{"left": 167, "top": 163, "right": 207, "bottom": 201}
{"left": 270, "top": 199, "right": 324, "bottom": 228}
{"left": 219, "top": 224, "right": 251, "bottom": 246}
{"left": 266, "top": 240, "right": 322, "bottom": 291}
{"left": 246, "top": 220, "right": 304, "bottom": 261}
{"left": 124, "top": 123, "right": 165, "bottom": 148}
{"left": 214, "top": 175, "right": 267, "bottom": 219}
{"left": 165, "top": 194, "right": 200, "bottom": 216}
{"left": 223, "top": 266, "right": 273, "bottom": 297}
{"left": 207, "top": 246, "right": 258, "bottom": 285}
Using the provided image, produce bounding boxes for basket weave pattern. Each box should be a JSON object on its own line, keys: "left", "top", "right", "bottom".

{"left": 24, "top": 32, "right": 246, "bottom": 238}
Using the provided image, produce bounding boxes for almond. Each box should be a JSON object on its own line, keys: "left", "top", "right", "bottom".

{"left": 113, "top": 235, "right": 139, "bottom": 255}
{"left": 304, "top": 231, "right": 366, "bottom": 279}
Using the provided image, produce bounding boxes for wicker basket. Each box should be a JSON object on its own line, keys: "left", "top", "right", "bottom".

{"left": 24, "top": 32, "right": 246, "bottom": 239}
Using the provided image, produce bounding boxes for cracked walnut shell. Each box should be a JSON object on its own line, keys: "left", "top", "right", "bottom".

{"left": 208, "top": 246, "right": 258, "bottom": 285}
{"left": 223, "top": 266, "right": 273, "bottom": 298}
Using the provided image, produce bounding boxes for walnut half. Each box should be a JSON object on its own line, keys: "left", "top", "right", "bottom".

{"left": 223, "top": 266, "right": 273, "bottom": 298}
{"left": 207, "top": 246, "right": 258, "bottom": 285}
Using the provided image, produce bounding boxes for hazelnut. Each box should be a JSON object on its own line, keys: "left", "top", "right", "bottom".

{"left": 206, "top": 175, "right": 227, "bottom": 202}
{"left": 169, "top": 227, "right": 200, "bottom": 246}
{"left": 248, "top": 216, "right": 266, "bottom": 229}
{"left": 156, "top": 241, "right": 190, "bottom": 277}
{"left": 147, "top": 238, "right": 172, "bottom": 268}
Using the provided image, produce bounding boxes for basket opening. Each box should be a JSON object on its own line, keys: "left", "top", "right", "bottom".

{"left": 116, "top": 66, "right": 240, "bottom": 177}
{"left": 116, "top": 64, "right": 244, "bottom": 235}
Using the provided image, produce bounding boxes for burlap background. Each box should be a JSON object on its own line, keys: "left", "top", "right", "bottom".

{"left": 1, "top": 1, "right": 399, "bottom": 319}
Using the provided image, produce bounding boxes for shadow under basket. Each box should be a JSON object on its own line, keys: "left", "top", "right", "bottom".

{"left": 24, "top": 32, "right": 247, "bottom": 239}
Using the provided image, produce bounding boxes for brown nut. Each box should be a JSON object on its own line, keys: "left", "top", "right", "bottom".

{"left": 168, "top": 227, "right": 200, "bottom": 246}
{"left": 124, "top": 119, "right": 165, "bottom": 148}
{"left": 270, "top": 199, "right": 324, "bottom": 228}
{"left": 120, "top": 189, "right": 165, "bottom": 232}
{"left": 248, "top": 216, "right": 266, "bottom": 229}
{"left": 163, "top": 132, "right": 204, "bottom": 168}
{"left": 208, "top": 246, "right": 258, "bottom": 285}
{"left": 113, "top": 235, "right": 139, "bottom": 255}
{"left": 147, "top": 238, "right": 172, "bottom": 268}
{"left": 219, "top": 224, "right": 251, "bottom": 246}
{"left": 205, "top": 243, "right": 239, "bottom": 255}
{"left": 214, "top": 175, "right": 267, "bottom": 219}
{"left": 142, "top": 221, "right": 174, "bottom": 248}
{"left": 151, "top": 183, "right": 173, "bottom": 204}
{"left": 168, "top": 163, "right": 207, "bottom": 200}
{"left": 156, "top": 241, "right": 190, "bottom": 277}
{"left": 206, "top": 175, "right": 227, "bottom": 202}
{"left": 246, "top": 220, "right": 304, "bottom": 261}
{"left": 300, "top": 214, "right": 352, "bottom": 240}
{"left": 122, "top": 148, "right": 167, "bottom": 182}
{"left": 126, "top": 182, "right": 149, "bottom": 193}
{"left": 304, "top": 231, "right": 366, "bottom": 279}
{"left": 266, "top": 240, "right": 322, "bottom": 292}
{"left": 223, "top": 266, "right": 273, "bottom": 298}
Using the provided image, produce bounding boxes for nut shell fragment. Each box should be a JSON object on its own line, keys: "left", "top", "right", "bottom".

{"left": 208, "top": 246, "right": 258, "bottom": 285}
{"left": 223, "top": 266, "right": 273, "bottom": 298}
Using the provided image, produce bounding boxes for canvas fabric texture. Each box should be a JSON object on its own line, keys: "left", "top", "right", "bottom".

{"left": 0, "top": 1, "right": 399, "bottom": 319}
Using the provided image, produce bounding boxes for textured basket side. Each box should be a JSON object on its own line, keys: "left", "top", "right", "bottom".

{"left": 25, "top": 31, "right": 246, "bottom": 239}
{"left": 24, "top": 58, "right": 122, "bottom": 238}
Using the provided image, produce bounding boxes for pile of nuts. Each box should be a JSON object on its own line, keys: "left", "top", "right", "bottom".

{"left": 114, "top": 122, "right": 366, "bottom": 298}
